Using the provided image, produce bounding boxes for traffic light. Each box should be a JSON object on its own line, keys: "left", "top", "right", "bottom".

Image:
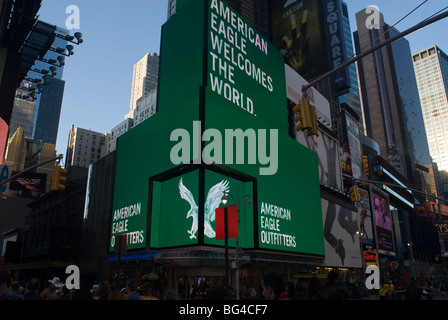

{"left": 308, "top": 104, "right": 319, "bottom": 137}
{"left": 51, "top": 165, "right": 67, "bottom": 191}
{"left": 292, "top": 97, "right": 319, "bottom": 137}
{"left": 349, "top": 185, "right": 361, "bottom": 203}
{"left": 292, "top": 97, "right": 311, "bottom": 132}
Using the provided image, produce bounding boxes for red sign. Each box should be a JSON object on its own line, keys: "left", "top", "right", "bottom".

{"left": 215, "top": 204, "right": 239, "bottom": 240}
{"left": 362, "top": 249, "right": 378, "bottom": 267}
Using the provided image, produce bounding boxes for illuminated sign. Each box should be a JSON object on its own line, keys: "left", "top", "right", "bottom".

{"left": 322, "top": 0, "right": 350, "bottom": 93}
{"left": 372, "top": 187, "right": 394, "bottom": 255}
{"left": 270, "top": 0, "right": 330, "bottom": 81}
{"left": 362, "top": 249, "right": 379, "bottom": 267}
{"left": 207, "top": 0, "right": 287, "bottom": 133}
{"left": 110, "top": 0, "right": 324, "bottom": 257}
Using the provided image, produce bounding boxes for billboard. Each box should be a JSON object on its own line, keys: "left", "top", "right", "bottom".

{"left": 285, "top": 64, "right": 332, "bottom": 130}
{"left": 358, "top": 187, "right": 374, "bottom": 246}
{"left": 295, "top": 128, "right": 343, "bottom": 190}
{"left": 149, "top": 169, "right": 254, "bottom": 249}
{"left": 207, "top": 0, "right": 287, "bottom": 134}
{"left": 372, "top": 187, "right": 394, "bottom": 255}
{"left": 0, "top": 118, "right": 7, "bottom": 164}
{"left": 321, "top": 0, "right": 350, "bottom": 93}
{"left": 111, "top": 0, "right": 324, "bottom": 258}
{"left": 9, "top": 172, "right": 47, "bottom": 192}
{"left": 341, "top": 105, "right": 364, "bottom": 180}
{"left": 270, "top": 0, "right": 329, "bottom": 81}
{"left": 321, "top": 199, "right": 362, "bottom": 267}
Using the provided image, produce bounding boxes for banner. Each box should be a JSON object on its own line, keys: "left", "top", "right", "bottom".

{"left": 215, "top": 204, "right": 239, "bottom": 240}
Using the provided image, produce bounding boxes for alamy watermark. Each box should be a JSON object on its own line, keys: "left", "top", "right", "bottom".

{"left": 170, "top": 121, "right": 278, "bottom": 176}
{"left": 365, "top": 5, "right": 381, "bottom": 30}
{"left": 365, "top": 265, "right": 380, "bottom": 290}
{"left": 65, "top": 5, "right": 80, "bottom": 30}
{"left": 65, "top": 265, "right": 80, "bottom": 290}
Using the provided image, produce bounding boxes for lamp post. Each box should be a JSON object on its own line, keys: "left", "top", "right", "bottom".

{"left": 221, "top": 191, "right": 232, "bottom": 294}
{"left": 221, "top": 190, "right": 251, "bottom": 300}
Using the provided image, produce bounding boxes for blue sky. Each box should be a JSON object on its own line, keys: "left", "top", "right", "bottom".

{"left": 36, "top": 1, "right": 448, "bottom": 158}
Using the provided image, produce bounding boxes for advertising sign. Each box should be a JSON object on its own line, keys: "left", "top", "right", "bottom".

{"left": 295, "top": 128, "right": 343, "bottom": 190}
{"left": 285, "top": 64, "right": 332, "bottom": 130}
{"left": 149, "top": 169, "right": 254, "bottom": 249}
{"left": 362, "top": 249, "right": 379, "bottom": 267}
{"left": 111, "top": 0, "right": 324, "bottom": 258}
{"left": 0, "top": 117, "right": 8, "bottom": 164}
{"left": 321, "top": 0, "right": 350, "bottom": 93}
{"left": 372, "top": 187, "right": 395, "bottom": 255}
{"left": 358, "top": 187, "right": 374, "bottom": 246}
{"left": 321, "top": 199, "right": 362, "bottom": 268}
{"left": 9, "top": 172, "right": 47, "bottom": 192}
{"left": 207, "top": 0, "right": 287, "bottom": 133}
{"left": 270, "top": 0, "right": 329, "bottom": 81}
{"left": 0, "top": 164, "right": 9, "bottom": 195}
{"left": 342, "top": 105, "right": 364, "bottom": 180}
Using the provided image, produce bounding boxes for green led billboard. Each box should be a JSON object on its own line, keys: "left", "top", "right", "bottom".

{"left": 149, "top": 168, "right": 254, "bottom": 249}
{"left": 110, "top": 0, "right": 324, "bottom": 257}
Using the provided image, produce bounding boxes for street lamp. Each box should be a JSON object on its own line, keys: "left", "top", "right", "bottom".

{"left": 220, "top": 190, "right": 252, "bottom": 300}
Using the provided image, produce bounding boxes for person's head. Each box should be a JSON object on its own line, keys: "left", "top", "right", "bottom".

{"left": 25, "top": 278, "right": 40, "bottom": 293}
{"left": 262, "top": 271, "right": 285, "bottom": 300}
{"left": 126, "top": 279, "right": 138, "bottom": 293}
{"left": 98, "top": 281, "right": 111, "bottom": 297}
{"left": 71, "top": 287, "right": 93, "bottom": 300}
{"left": 327, "top": 270, "right": 339, "bottom": 285}
{"left": 0, "top": 270, "right": 11, "bottom": 292}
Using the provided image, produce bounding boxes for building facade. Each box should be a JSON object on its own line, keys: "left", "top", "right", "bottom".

{"left": 9, "top": 22, "right": 68, "bottom": 145}
{"left": 107, "top": 118, "right": 134, "bottom": 154}
{"left": 127, "top": 52, "right": 159, "bottom": 120}
{"left": 413, "top": 45, "right": 448, "bottom": 198}
{"left": 354, "top": 9, "right": 433, "bottom": 192}
{"left": 66, "top": 125, "right": 110, "bottom": 169}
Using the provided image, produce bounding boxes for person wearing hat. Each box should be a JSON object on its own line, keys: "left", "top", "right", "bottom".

{"left": 41, "top": 277, "right": 64, "bottom": 300}
{"left": 126, "top": 279, "right": 141, "bottom": 300}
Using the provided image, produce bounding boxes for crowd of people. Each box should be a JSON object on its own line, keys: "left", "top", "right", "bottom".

{"left": 1, "top": 269, "right": 446, "bottom": 301}
{"left": 0, "top": 270, "right": 143, "bottom": 300}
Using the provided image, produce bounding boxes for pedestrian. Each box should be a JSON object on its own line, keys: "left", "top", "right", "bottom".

{"left": 23, "top": 278, "right": 43, "bottom": 300}
{"left": 0, "top": 270, "right": 23, "bottom": 300}
{"left": 318, "top": 270, "right": 348, "bottom": 300}
{"left": 125, "top": 278, "right": 141, "bottom": 300}
{"left": 108, "top": 290, "right": 126, "bottom": 300}
{"left": 379, "top": 280, "right": 395, "bottom": 300}
{"left": 262, "top": 271, "right": 288, "bottom": 300}
{"left": 40, "top": 277, "right": 63, "bottom": 300}
{"left": 406, "top": 279, "right": 422, "bottom": 300}
{"left": 58, "top": 285, "right": 72, "bottom": 300}
{"left": 305, "top": 276, "right": 321, "bottom": 300}
{"left": 97, "top": 280, "right": 111, "bottom": 300}
{"left": 71, "top": 287, "right": 94, "bottom": 300}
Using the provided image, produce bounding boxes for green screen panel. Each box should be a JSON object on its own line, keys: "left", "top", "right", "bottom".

{"left": 150, "top": 170, "right": 200, "bottom": 248}
{"left": 204, "top": 89, "right": 324, "bottom": 256}
{"left": 203, "top": 170, "right": 254, "bottom": 248}
{"left": 206, "top": 0, "right": 288, "bottom": 134}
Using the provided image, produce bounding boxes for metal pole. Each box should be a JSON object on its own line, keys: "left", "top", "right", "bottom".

{"left": 0, "top": 154, "right": 63, "bottom": 186}
{"left": 224, "top": 206, "right": 229, "bottom": 292}
{"left": 302, "top": 10, "right": 448, "bottom": 92}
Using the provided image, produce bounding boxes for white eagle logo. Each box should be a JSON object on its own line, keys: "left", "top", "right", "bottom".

{"left": 179, "top": 178, "right": 229, "bottom": 239}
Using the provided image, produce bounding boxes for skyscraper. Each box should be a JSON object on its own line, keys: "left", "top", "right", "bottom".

{"left": 9, "top": 22, "right": 68, "bottom": 145}
{"left": 413, "top": 46, "right": 448, "bottom": 172}
{"left": 33, "top": 25, "right": 69, "bottom": 145}
{"left": 338, "top": 1, "right": 361, "bottom": 120}
{"left": 127, "top": 52, "right": 159, "bottom": 119}
{"left": 66, "top": 125, "right": 110, "bottom": 169}
{"left": 413, "top": 45, "right": 448, "bottom": 198}
{"left": 354, "top": 9, "right": 433, "bottom": 191}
